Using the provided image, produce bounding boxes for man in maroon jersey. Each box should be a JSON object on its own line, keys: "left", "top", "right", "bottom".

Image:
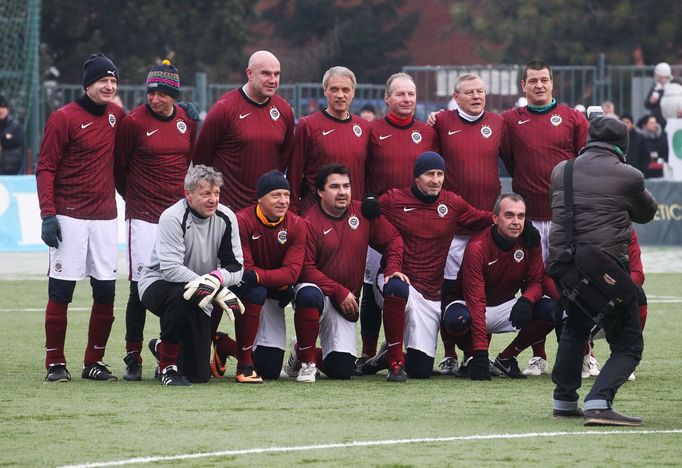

{"left": 358, "top": 72, "right": 437, "bottom": 372}
{"left": 193, "top": 50, "right": 294, "bottom": 211}
{"left": 442, "top": 193, "right": 557, "bottom": 381}
{"left": 430, "top": 73, "right": 505, "bottom": 375}
{"left": 114, "top": 60, "right": 197, "bottom": 381}
{"left": 360, "top": 152, "right": 491, "bottom": 379}
{"left": 287, "top": 66, "right": 370, "bottom": 214}
{"left": 283, "top": 164, "right": 410, "bottom": 382}
{"left": 37, "top": 53, "right": 126, "bottom": 382}
{"left": 210, "top": 170, "right": 307, "bottom": 383}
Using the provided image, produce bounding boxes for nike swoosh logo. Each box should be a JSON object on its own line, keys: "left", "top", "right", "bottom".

{"left": 298, "top": 345, "right": 313, "bottom": 351}
{"left": 81, "top": 122, "right": 93, "bottom": 129}
{"left": 93, "top": 345, "right": 106, "bottom": 350}
{"left": 323, "top": 228, "right": 332, "bottom": 235}
{"left": 379, "top": 134, "right": 392, "bottom": 140}
{"left": 518, "top": 119, "right": 531, "bottom": 125}
{"left": 403, "top": 207, "right": 416, "bottom": 212}
{"left": 146, "top": 129, "right": 158, "bottom": 136}
{"left": 45, "top": 347, "right": 59, "bottom": 352}
{"left": 488, "top": 259, "right": 499, "bottom": 265}
{"left": 241, "top": 346, "right": 252, "bottom": 351}
{"left": 251, "top": 234, "right": 261, "bottom": 240}
{"left": 239, "top": 113, "right": 252, "bottom": 119}
{"left": 322, "top": 129, "right": 335, "bottom": 136}
{"left": 387, "top": 341, "right": 401, "bottom": 347}
{"left": 448, "top": 130, "right": 462, "bottom": 135}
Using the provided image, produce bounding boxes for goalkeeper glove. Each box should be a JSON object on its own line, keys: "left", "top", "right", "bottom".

{"left": 361, "top": 195, "right": 380, "bottom": 219}
{"left": 510, "top": 297, "right": 533, "bottom": 329}
{"left": 521, "top": 219, "right": 541, "bottom": 248}
{"left": 183, "top": 273, "right": 221, "bottom": 308}
{"left": 213, "top": 287, "right": 245, "bottom": 321}
{"left": 470, "top": 350, "right": 491, "bottom": 381}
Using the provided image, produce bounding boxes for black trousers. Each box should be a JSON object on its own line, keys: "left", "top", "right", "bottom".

{"left": 552, "top": 296, "right": 643, "bottom": 407}
{"left": 141, "top": 280, "right": 211, "bottom": 383}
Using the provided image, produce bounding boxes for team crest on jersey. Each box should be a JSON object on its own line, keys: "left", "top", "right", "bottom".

{"left": 277, "top": 229, "right": 288, "bottom": 244}
{"left": 108, "top": 113, "right": 116, "bottom": 127}
{"left": 177, "top": 120, "right": 187, "bottom": 134}
{"left": 137, "top": 263, "right": 144, "bottom": 273}
{"left": 514, "top": 249, "right": 525, "bottom": 263}
{"left": 54, "top": 261, "right": 63, "bottom": 273}
{"left": 550, "top": 114, "right": 563, "bottom": 126}
{"left": 411, "top": 131, "right": 422, "bottom": 144}
{"left": 437, "top": 203, "right": 448, "bottom": 217}
{"left": 353, "top": 124, "right": 362, "bottom": 137}
{"left": 270, "top": 106, "right": 281, "bottom": 121}
{"left": 480, "top": 125, "right": 492, "bottom": 139}
{"left": 348, "top": 215, "right": 360, "bottom": 229}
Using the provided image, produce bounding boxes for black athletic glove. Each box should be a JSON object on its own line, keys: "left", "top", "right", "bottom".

{"left": 521, "top": 219, "right": 541, "bottom": 248}
{"left": 275, "top": 286, "right": 294, "bottom": 309}
{"left": 510, "top": 297, "right": 533, "bottom": 329}
{"left": 361, "top": 195, "right": 381, "bottom": 220}
{"left": 41, "top": 215, "right": 62, "bottom": 248}
{"left": 470, "top": 350, "right": 491, "bottom": 381}
{"left": 177, "top": 101, "right": 200, "bottom": 121}
{"left": 228, "top": 269, "right": 259, "bottom": 300}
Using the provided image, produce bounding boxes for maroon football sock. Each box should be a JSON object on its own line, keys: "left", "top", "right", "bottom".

{"left": 382, "top": 295, "right": 406, "bottom": 364}
{"left": 84, "top": 302, "right": 114, "bottom": 366}
{"left": 215, "top": 333, "right": 238, "bottom": 360}
{"left": 210, "top": 305, "right": 223, "bottom": 340}
{"left": 294, "top": 307, "right": 320, "bottom": 363}
{"left": 531, "top": 339, "right": 548, "bottom": 360}
{"left": 125, "top": 341, "right": 143, "bottom": 364}
{"left": 45, "top": 300, "right": 68, "bottom": 368}
{"left": 158, "top": 340, "right": 180, "bottom": 372}
{"left": 499, "top": 320, "right": 554, "bottom": 359}
{"left": 361, "top": 339, "right": 377, "bottom": 359}
{"left": 440, "top": 326, "right": 459, "bottom": 359}
{"left": 235, "top": 302, "right": 262, "bottom": 368}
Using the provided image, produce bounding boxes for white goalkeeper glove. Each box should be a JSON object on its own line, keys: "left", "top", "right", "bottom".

{"left": 213, "top": 287, "right": 245, "bottom": 321}
{"left": 183, "top": 274, "right": 222, "bottom": 308}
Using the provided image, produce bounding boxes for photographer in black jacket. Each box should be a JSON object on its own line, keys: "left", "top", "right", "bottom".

{"left": 548, "top": 116, "right": 657, "bottom": 426}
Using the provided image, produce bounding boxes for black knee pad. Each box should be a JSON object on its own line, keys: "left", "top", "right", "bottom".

{"left": 322, "top": 352, "right": 355, "bottom": 380}
{"left": 532, "top": 297, "right": 557, "bottom": 322}
{"left": 383, "top": 277, "right": 409, "bottom": 299}
{"left": 246, "top": 285, "right": 267, "bottom": 306}
{"left": 91, "top": 278, "right": 115, "bottom": 304}
{"left": 253, "top": 346, "right": 285, "bottom": 380}
{"left": 295, "top": 286, "right": 325, "bottom": 310}
{"left": 405, "top": 348, "right": 434, "bottom": 379}
{"left": 48, "top": 278, "right": 76, "bottom": 303}
{"left": 443, "top": 301, "right": 471, "bottom": 335}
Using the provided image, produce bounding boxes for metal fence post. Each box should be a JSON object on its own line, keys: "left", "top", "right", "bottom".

{"left": 195, "top": 72, "right": 208, "bottom": 120}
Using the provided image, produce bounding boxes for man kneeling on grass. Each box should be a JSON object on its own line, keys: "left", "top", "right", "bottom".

{"left": 138, "top": 165, "right": 245, "bottom": 386}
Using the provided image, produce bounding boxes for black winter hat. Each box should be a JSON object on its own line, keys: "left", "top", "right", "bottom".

{"left": 588, "top": 116, "right": 629, "bottom": 154}
{"left": 257, "top": 170, "right": 290, "bottom": 198}
{"left": 0, "top": 94, "right": 8, "bottom": 108}
{"left": 82, "top": 53, "right": 119, "bottom": 89}
{"left": 413, "top": 151, "right": 445, "bottom": 178}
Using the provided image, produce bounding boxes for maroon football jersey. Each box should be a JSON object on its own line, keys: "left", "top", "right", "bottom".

{"left": 236, "top": 206, "right": 307, "bottom": 289}
{"left": 501, "top": 103, "right": 588, "bottom": 220}
{"left": 37, "top": 101, "right": 125, "bottom": 220}
{"left": 287, "top": 111, "right": 369, "bottom": 213}
{"left": 301, "top": 200, "right": 403, "bottom": 304}
{"left": 380, "top": 188, "right": 492, "bottom": 301}
{"left": 460, "top": 227, "right": 546, "bottom": 351}
{"left": 365, "top": 117, "right": 437, "bottom": 195}
{"left": 193, "top": 88, "right": 294, "bottom": 211}
{"left": 115, "top": 104, "right": 196, "bottom": 223}
{"left": 434, "top": 110, "right": 503, "bottom": 212}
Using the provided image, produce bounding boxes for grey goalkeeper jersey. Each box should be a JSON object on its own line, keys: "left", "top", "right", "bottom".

{"left": 138, "top": 198, "right": 244, "bottom": 302}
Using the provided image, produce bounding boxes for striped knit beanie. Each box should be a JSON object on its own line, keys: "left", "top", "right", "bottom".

{"left": 146, "top": 59, "right": 180, "bottom": 99}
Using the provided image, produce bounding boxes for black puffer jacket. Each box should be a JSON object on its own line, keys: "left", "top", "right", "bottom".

{"left": 548, "top": 141, "right": 657, "bottom": 265}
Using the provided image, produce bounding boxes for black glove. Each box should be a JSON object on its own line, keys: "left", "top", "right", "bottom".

{"left": 470, "top": 350, "right": 491, "bottom": 380}
{"left": 228, "top": 269, "right": 259, "bottom": 300}
{"left": 510, "top": 297, "right": 533, "bottom": 329}
{"left": 275, "top": 286, "right": 294, "bottom": 309}
{"left": 177, "top": 101, "right": 200, "bottom": 121}
{"left": 41, "top": 215, "right": 62, "bottom": 248}
{"left": 361, "top": 195, "right": 380, "bottom": 220}
{"left": 521, "top": 219, "right": 541, "bottom": 248}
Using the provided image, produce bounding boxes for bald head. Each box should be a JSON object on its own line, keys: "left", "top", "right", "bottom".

{"left": 246, "top": 50, "right": 281, "bottom": 103}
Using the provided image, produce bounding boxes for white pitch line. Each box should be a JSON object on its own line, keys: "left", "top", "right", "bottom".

{"left": 59, "top": 429, "right": 682, "bottom": 468}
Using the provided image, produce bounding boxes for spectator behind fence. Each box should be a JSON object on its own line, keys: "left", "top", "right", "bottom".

{"left": 640, "top": 115, "right": 669, "bottom": 178}
{"left": 644, "top": 62, "right": 681, "bottom": 129}
{"left": 0, "top": 94, "right": 25, "bottom": 174}
{"left": 619, "top": 113, "right": 649, "bottom": 175}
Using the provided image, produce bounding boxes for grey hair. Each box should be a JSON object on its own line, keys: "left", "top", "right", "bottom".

{"left": 493, "top": 192, "right": 525, "bottom": 215}
{"left": 184, "top": 164, "right": 223, "bottom": 191}
{"left": 453, "top": 73, "right": 483, "bottom": 93}
{"left": 322, "top": 66, "right": 356, "bottom": 90}
{"left": 385, "top": 72, "right": 415, "bottom": 95}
